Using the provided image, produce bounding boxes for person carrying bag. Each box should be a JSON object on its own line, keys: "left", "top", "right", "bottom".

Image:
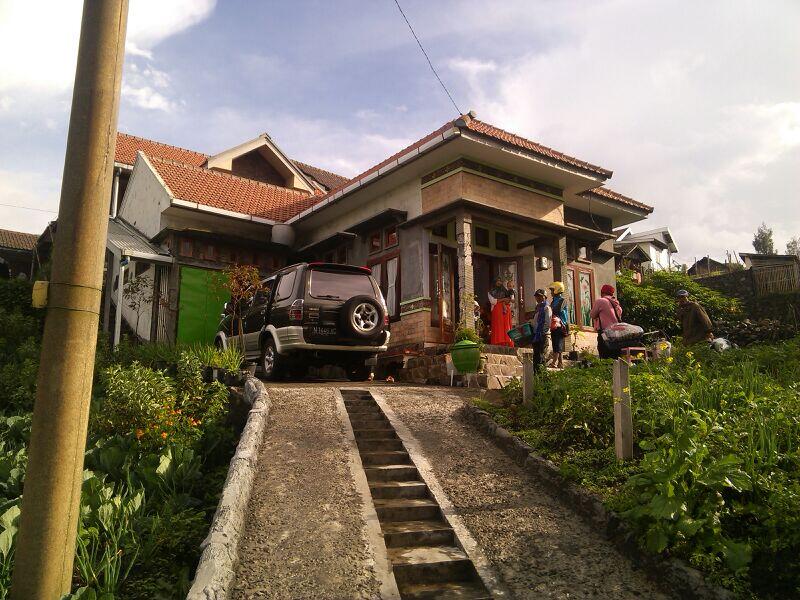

{"left": 589, "top": 284, "right": 623, "bottom": 359}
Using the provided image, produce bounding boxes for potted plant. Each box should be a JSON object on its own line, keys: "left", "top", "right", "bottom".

{"left": 568, "top": 329, "right": 581, "bottom": 361}
{"left": 218, "top": 346, "right": 245, "bottom": 385}
{"left": 450, "top": 326, "right": 483, "bottom": 374}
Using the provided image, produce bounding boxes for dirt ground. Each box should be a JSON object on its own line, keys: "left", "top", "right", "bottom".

{"left": 379, "top": 385, "right": 673, "bottom": 600}
{"left": 232, "top": 386, "right": 381, "bottom": 599}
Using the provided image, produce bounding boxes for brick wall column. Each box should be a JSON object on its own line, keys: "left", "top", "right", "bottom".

{"left": 456, "top": 211, "right": 475, "bottom": 329}
{"left": 553, "top": 236, "right": 568, "bottom": 282}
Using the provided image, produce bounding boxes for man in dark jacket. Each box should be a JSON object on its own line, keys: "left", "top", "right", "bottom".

{"left": 675, "top": 290, "right": 714, "bottom": 345}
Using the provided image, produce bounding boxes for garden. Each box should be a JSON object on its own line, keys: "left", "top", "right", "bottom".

{"left": 0, "top": 279, "right": 244, "bottom": 599}
{"left": 475, "top": 271, "right": 800, "bottom": 598}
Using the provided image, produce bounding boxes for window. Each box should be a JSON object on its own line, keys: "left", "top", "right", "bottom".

{"left": 578, "top": 244, "right": 590, "bottom": 261}
{"left": 336, "top": 246, "right": 347, "bottom": 265}
{"left": 368, "top": 255, "right": 401, "bottom": 320}
{"left": 431, "top": 223, "right": 448, "bottom": 238}
{"left": 369, "top": 231, "right": 382, "bottom": 253}
{"left": 495, "top": 232, "right": 509, "bottom": 251}
{"left": 475, "top": 226, "right": 490, "bottom": 247}
{"left": 324, "top": 251, "right": 335, "bottom": 263}
{"left": 565, "top": 267, "right": 595, "bottom": 330}
{"left": 385, "top": 225, "right": 398, "bottom": 248}
{"left": 275, "top": 271, "right": 296, "bottom": 301}
{"left": 180, "top": 239, "right": 192, "bottom": 257}
{"left": 308, "top": 270, "right": 375, "bottom": 299}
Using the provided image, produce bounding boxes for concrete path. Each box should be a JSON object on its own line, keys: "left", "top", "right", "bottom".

{"left": 379, "top": 386, "right": 672, "bottom": 600}
{"left": 232, "top": 387, "right": 382, "bottom": 599}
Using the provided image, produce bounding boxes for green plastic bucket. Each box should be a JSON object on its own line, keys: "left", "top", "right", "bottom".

{"left": 450, "top": 340, "right": 482, "bottom": 373}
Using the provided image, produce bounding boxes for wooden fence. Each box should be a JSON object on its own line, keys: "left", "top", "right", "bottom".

{"left": 753, "top": 264, "right": 800, "bottom": 296}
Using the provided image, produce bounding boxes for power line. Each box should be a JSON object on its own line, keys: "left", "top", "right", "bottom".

{"left": 0, "top": 202, "right": 57, "bottom": 214}
{"left": 392, "top": 0, "right": 462, "bottom": 116}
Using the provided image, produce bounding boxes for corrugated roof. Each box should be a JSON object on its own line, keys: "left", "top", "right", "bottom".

{"left": 107, "top": 218, "right": 172, "bottom": 262}
{"left": 0, "top": 228, "right": 38, "bottom": 251}
{"left": 292, "top": 160, "right": 349, "bottom": 191}
{"left": 147, "top": 155, "right": 321, "bottom": 222}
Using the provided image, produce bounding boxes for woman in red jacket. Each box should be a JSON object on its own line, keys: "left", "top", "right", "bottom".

{"left": 590, "top": 284, "right": 622, "bottom": 359}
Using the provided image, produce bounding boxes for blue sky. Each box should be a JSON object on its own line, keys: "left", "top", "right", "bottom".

{"left": 1, "top": 0, "right": 798, "bottom": 263}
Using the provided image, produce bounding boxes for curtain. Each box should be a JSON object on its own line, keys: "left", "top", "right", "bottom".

{"left": 386, "top": 257, "right": 398, "bottom": 317}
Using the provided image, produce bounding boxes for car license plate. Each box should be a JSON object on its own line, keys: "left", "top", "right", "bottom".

{"left": 312, "top": 326, "right": 336, "bottom": 336}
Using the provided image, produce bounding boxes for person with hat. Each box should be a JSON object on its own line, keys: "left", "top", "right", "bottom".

{"left": 530, "top": 288, "right": 552, "bottom": 370}
{"left": 590, "top": 284, "right": 623, "bottom": 359}
{"left": 675, "top": 289, "right": 714, "bottom": 345}
{"left": 547, "top": 281, "right": 569, "bottom": 369}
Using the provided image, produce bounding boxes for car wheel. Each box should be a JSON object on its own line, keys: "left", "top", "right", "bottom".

{"left": 340, "top": 295, "right": 385, "bottom": 340}
{"left": 260, "top": 336, "right": 283, "bottom": 381}
{"left": 347, "top": 364, "right": 373, "bottom": 381}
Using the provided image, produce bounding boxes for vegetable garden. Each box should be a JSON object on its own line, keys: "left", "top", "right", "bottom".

{"left": 475, "top": 340, "right": 800, "bottom": 598}
{"left": 0, "top": 279, "right": 241, "bottom": 599}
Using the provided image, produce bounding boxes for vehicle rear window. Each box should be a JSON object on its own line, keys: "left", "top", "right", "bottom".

{"left": 308, "top": 270, "right": 376, "bottom": 300}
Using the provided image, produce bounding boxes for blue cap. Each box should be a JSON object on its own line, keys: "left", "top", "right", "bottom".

{"left": 676, "top": 289, "right": 689, "bottom": 297}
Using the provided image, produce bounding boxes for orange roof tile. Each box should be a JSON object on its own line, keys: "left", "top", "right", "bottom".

{"left": 116, "top": 132, "right": 208, "bottom": 167}
{"left": 464, "top": 118, "right": 613, "bottom": 177}
{"left": 0, "top": 228, "right": 38, "bottom": 251}
{"left": 582, "top": 187, "right": 653, "bottom": 213}
{"left": 292, "top": 160, "right": 349, "bottom": 191}
{"left": 146, "top": 156, "right": 320, "bottom": 222}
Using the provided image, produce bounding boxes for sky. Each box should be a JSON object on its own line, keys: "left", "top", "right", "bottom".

{"left": 0, "top": 0, "right": 798, "bottom": 264}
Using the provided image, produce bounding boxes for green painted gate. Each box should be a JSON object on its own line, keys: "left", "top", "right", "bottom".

{"left": 176, "top": 266, "right": 229, "bottom": 344}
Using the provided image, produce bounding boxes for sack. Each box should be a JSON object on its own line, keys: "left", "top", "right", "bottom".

{"left": 601, "top": 322, "right": 644, "bottom": 350}
{"left": 550, "top": 316, "right": 562, "bottom": 331}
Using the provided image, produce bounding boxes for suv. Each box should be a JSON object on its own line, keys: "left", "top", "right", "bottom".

{"left": 215, "top": 262, "right": 390, "bottom": 381}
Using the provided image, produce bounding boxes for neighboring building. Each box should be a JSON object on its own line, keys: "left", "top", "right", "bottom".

{"left": 739, "top": 252, "right": 800, "bottom": 270}
{"left": 688, "top": 256, "right": 727, "bottom": 276}
{"left": 0, "top": 228, "right": 37, "bottom": 279}
{"left": 96, "top": 111, "right": 654, "bottom": 362}
{"left": 614, "top": 226, "right": 678, "bottom": 272}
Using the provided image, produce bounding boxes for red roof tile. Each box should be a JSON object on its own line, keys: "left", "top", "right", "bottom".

{"left": 582, "top": 187, "right": 653, "bottom": 213}
{"left": 116, "top": 133, "right": 208, "bottom": 168}
{"left": 0, "top": 228, "right": 38, "bottom": 251}
{"left": 146, "top": 156, "right": 320, "bottom": 222}
{"left": 292, "top": 160, "right": 349, "bottom": 191}
{"left": 464, "top": 118, "right": 613, "bottom": 177}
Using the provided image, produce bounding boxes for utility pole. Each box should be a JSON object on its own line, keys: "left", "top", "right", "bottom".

{"left": 10, "top": 2, "right": 129, "bottom": 598}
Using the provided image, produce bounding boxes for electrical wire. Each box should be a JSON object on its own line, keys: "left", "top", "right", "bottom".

{"left": 0, "top": 202, "right": 57, "bottom": 214}
{"left": 392, "top": 0, "right": 463, "bottom": 116}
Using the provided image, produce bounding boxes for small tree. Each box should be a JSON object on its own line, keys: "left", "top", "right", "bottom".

{"left": 220, "top": 264, "right": 263, "bottom": 355}
{"left": 752, "top": 222, "right": 775, "bottom": 254}
{"left": 786, "top": 236, "right": 800, "bottom": 258}
{"left": 123, "top": 271, "right": 152, "bottom": 339}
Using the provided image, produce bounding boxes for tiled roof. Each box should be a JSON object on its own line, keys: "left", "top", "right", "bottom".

{"left": 147, "top": 156, "right": 320, "bottom": 222}
{"left": 292, "top": 160, "right": 349, "bottom": 191}
{"left": 463, "top": 118, "right": 613, "bottom": 177}
{"left": 116, "top": 132, "right": 208, "bottom": 168}
{"left": 582, "top": 186, "right": 653, "bottom": 213}
{"left": 0, "top": 228, "right": 38, "bottom": 251}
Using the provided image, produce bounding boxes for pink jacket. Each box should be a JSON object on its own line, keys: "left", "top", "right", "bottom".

{"left": 590, "top": 295, "right": 622, "bottom": 331}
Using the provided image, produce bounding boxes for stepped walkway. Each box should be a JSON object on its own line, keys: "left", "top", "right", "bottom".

{"left": 232, "top": 384, "right": 671, "bottom": 599}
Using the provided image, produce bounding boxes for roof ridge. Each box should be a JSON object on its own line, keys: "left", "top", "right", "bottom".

{"left": 118, "top": 132, "right": 208, "bottom": 158}
{"left": 145, "top": 154, "right": 311, "bottom": 197}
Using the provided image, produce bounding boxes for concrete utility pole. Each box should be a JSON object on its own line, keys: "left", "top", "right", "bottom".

{"left": 10, "top": 2, "right": 129, "bottom": 598}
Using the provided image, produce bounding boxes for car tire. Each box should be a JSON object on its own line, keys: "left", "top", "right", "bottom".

{"left": 347, "top": 364, "right": 373, "bottom": 381}
{"left": 259, "top": 336, "right": 284, "bottom": 381}
{"left": 340, "top": 295, "right": 385, "bottom": 340}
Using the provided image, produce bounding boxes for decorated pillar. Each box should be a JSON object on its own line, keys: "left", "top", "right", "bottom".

{"left": 456, "top": 211, "right": 475, "bottom": 329}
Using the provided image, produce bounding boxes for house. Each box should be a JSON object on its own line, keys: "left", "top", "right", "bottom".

{"left": 614, "top": 226, "right": 678, "bottom": 272}
{"left": 100, "top": 111, "right": 655, "bottom": 364}
{"left": 688, "top": 256, "right": 727, "bottom": 276}
{"left": 738, "top": 252, "right": 800, "bottom": 270}
{"left": 0, "top": 228, "right": 37, "bottom": 279}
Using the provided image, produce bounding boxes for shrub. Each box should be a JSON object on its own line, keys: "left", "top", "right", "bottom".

{"left": 617, "top": 270, "right": 741, "bottom": 335}
{"left": 0, "top": 280, "right": 42, "bottom": 318}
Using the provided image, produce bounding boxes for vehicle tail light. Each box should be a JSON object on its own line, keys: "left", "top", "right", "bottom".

{"left": 289, "top": 299, "right": 304, "bottom": 323}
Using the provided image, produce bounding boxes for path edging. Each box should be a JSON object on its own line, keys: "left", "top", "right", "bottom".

{"left": 187, "top": 377, "right": 271, "bottom": 600}
{"left": 460, "top": 401, "right": 733, "bottom": 600}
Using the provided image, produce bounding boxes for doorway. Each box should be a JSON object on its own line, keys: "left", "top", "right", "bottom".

{"left": 429, "top": 244, "right": 458, "bottom": 343}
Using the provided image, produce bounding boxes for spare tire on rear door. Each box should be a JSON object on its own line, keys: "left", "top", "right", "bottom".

{"left": 340, "top": 295, "right": 385, "bottom": 340}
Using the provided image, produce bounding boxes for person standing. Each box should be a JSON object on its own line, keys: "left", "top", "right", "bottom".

{"left": 530, "top": 288, "right": 552, "bottom": 370}
{"left": 675, "top": 289, "right": 714, "bottom": 345}
{"left": 547, "top": 281, "right": 569, "bottom": 369}
{"left": 590, "top": 284, "right": 623, "bottom": 359}
{"left": 488, "top": 277, "right": 513, "bottom": 346}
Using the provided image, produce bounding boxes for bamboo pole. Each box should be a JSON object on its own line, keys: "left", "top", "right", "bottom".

{"left": 10, "top": 2, "right": 129, "bottom": 597}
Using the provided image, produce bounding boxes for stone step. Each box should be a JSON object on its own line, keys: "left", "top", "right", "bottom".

{"left": 381, "top": 519, "right": 454, "bottom": 547}
{"left": 361, "top": 451, "right": 412, "bottom": 466}
{"left": 401, "top": 580, "right": 492, "bottom": 599}
{"left": 374, "top": 498, "right": 440, "bottom": 522}
{"left": 346, "top": 405, "right": 383, "bottom": 414}
{"left": 353, "top": 429, "right": 398, "bottom": 440}
{"left": 388, "top": 545, "right": 475, "bottom": 585}
{"left": 365, "top": 465, "right": 420, "bottom": 482}
{"left": 369, "top": 481, "right": 429, "bottom": 500}
{"left": 356, "top": 438, "right": 404, "bottom": 452}
{"left": 348, "top": 415, "right": 389, "bottom": 427}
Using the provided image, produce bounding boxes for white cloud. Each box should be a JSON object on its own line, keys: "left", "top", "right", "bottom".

{"left": 0, "top": 169, "right": 60, "bottom": 235}
{"left": 445, "top": 0, "right": 800, "bottom": 261}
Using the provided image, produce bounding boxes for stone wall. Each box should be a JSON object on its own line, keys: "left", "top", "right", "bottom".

{"left": 397, "top": 349, "right": 523, "bottom": 389}
{"left": 694, "top": 270, "right": 755, "bottom": 303}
